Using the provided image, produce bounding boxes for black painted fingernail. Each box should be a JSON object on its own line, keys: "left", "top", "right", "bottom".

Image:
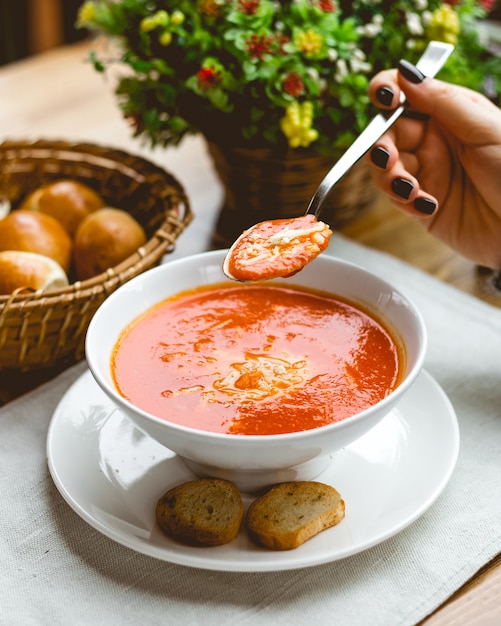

{"left": 392, "top": 177, "right": 414, "bottom": 199}
{"left": 371, "top": 147, "right": 390, "bottom": 169}
{"left": 398, "top": 59, "right": 425, "bottom": 84}
{"left": 414, "top": 197, "right": 437, "bottom": 215}
{"left": 376, "top": 86, "right": 395, "bottom": 106}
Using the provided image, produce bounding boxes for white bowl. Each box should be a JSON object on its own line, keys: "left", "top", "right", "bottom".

{"left": 85, "top": 250, "right": 427, "bottom": 491}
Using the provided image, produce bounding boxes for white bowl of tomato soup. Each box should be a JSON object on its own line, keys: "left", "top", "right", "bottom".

{"left": 85, "top": 249, "right": 426, "bottom": 491}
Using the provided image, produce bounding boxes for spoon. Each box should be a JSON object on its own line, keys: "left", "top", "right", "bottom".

{"left": 223, "top": 40, "right": 454, "bottom": 282}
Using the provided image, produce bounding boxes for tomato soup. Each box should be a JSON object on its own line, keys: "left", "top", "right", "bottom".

{"left": 111, "top": 283, "right": 402, "bottom": 435}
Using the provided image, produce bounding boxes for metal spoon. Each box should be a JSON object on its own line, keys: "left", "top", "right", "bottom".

{"left": 305, "top": 40, "right": 454, "bottom": 217}
{"left": 223, "top": 41, "right": 454, "bottom": 281}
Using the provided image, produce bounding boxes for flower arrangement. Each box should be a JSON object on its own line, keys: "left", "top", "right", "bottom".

{"left": 78, "top": 0, "right": 500, "bottom": 157}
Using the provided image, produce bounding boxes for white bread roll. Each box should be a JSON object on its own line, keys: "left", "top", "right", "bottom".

{"left": 19, "top": 179, "right": 104, "bottom": 237}
{"left": 0, "top": 210, "right": 72, "bottom": 274}
{"left": 0, "top": 195, "right": 10, "bottom": 219}
{"left": 0, "top": 250, "right": 69, "bottom": 295}
{"left": 74, "top": 208, "right": 147, "bottom": 280}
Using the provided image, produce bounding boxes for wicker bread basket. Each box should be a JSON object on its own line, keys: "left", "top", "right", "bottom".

{"left": 0, "top": 139, "right": 192, "bottom": 372}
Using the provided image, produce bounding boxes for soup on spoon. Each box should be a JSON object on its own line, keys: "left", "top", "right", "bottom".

{"left": 223, "top": 214, "right": 332, "bottom": 282}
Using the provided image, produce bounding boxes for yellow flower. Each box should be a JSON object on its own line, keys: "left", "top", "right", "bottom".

{"left": 159, "top": 30, "right": 173, "bottom": 46}
{"left": 171, "top": 10, "right": 185, "bottom": 26}
{"left": 140, "top": 16, "right": 158, "bottom": 33}
{"left": 426, "top": 5, "right": 460, "bottom": 45}
{"left": 156, "top": 10, "right": 171, "bottom": 26}
{"left": 280, "top": 102, "right": 319, "bottom": 148}
{"left": 141, "top": 10, "right": 170, "bottom": 33}
{"left": 295, "top": 30, "right": 324, "bottom": 58}
{"left": 77, "top": 1, "right": 96, "bottom": 27}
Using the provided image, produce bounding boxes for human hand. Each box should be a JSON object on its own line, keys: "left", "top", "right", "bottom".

{"left": 366, "top": 60, "right": 501, "bottom": 269}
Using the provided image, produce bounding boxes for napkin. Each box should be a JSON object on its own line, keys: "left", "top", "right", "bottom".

{"left": 1, "top": 233, "right": 500, "bottom": 626}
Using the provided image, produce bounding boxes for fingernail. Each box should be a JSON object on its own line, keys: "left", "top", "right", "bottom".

{"left": 391, "top": 177, "right": 414, "bottom": 199}
{"left": 371, "top": 147, "right": 390, "bottom": 169}
{"left": 414, "top": 197, "right": 437, "bottom": 215}
{"left": 398, "top": 59, "right": 425, "bottom": 84}
{"left": 376, "top": 86, "right": 395, "bottom": 106}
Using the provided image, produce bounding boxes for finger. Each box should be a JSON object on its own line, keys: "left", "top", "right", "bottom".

{"left": 368, "top": 138, "right": 420, "bottom": 177}
{"left": 368, "top": 141, "right": 395, "bottom": 170}
{"left": 368, "top": 70, "right": 400, "bottom": 108}
{"left": 396, "top": 71, "right": 501, "bottom": 146}
{"left": 369, "top": 155, "right": 438, "bottom": 217}
{"left": 389, "top": 194, "right": 439, "bottom": 219}
{"left": 398, "top": 152, "right": 420, "bottom": 177}
{"left": 391, "top": 116, "right": 430, "bottom": 153}
{"left": 370, "top": 155, "right": 419, "bottom": 202}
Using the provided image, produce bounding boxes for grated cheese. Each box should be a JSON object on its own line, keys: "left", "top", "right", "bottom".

{"left": 267, "top": 223, "right": 328, "bottom": 245}
{"left": 214, "top": 354, "right": 308, "bottom": 401}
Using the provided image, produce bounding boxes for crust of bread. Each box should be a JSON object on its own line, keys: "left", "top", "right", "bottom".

{"left": 74, "top": 208, "right": 147, "bottom": 280}
{"left": 246, "top": 481, "right": 345, "bottom": 550}
{"left": 156, "top": 479, "right": 244, "bottom": 547}
{"left": 0, "top": 250, "right": 68, "bottom": 295}
{"left": 19, "top": 179, "right": 104, "bottom": 237}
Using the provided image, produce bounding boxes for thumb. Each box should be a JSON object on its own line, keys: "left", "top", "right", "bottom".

{"left": 398, "top": 69, "right": 501, "bottom": 146}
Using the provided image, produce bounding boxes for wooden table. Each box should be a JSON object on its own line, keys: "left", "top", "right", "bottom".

{"left": 1, "top": 41, "right": 500, "bottom": 624}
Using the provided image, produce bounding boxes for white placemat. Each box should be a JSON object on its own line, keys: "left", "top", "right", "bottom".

{"left": 1, "top": 234, "right": 500, "bottom": 626}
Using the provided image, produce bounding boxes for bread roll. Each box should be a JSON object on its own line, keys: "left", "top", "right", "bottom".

{"left": 0, "top": 250, "right": 68, "bottom": 295}
{"left": 0, "top": 195, "right": 10, "bottom": 219}
{"left": 246, "top": 481, "right": 345, "bottom": 550}
{"left": 74, "top": 207, "right": 147, "bottom": 280}
{"left": 19, "top": 179, "right": 104, "bottom": 237}
{"left": 0, "top": 210, "right": 72, "bottom": 273}
{"left": 156, "top": 479, "right": 244, "bottom": 546}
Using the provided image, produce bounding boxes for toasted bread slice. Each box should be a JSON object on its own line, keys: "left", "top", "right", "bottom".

{"left": 246, "top": 481, "right": 345, "bottom": 550}
{"left": 156, "top": 478, "right": 244, "bottom": 546}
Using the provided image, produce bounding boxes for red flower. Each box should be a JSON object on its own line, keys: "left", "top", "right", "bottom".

{"left": 282, "top": 72, "right": 305, "bottom": 97}
{"left": 238, "top": 0, "right": 260, "bottom": 14}
{"left": 198, "top": 0, "right": 221, "bottom": 17}
{"left": 479, "top": 0, "right": 495, "bottom": 10}
{"left": 245, "top": 33, "right": 274, "bottom": 60}
{"left": 196, "top": 66, "right": 223, "bottom": 92}
{"left": 317, "top": 0, "right": 337, "bottom": 11}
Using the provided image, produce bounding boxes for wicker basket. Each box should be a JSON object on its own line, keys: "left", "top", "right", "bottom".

{"left": 0, "top": 139, "right": 192, "bottom": 372}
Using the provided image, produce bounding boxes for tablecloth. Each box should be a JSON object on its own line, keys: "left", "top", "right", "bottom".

{"left": 1, "top": 232, "right": 500, "bottom": 626}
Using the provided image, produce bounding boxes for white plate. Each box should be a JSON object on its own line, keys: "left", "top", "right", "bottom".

{"left": 47, "top": 369, "right": 459, "bottom": 572}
